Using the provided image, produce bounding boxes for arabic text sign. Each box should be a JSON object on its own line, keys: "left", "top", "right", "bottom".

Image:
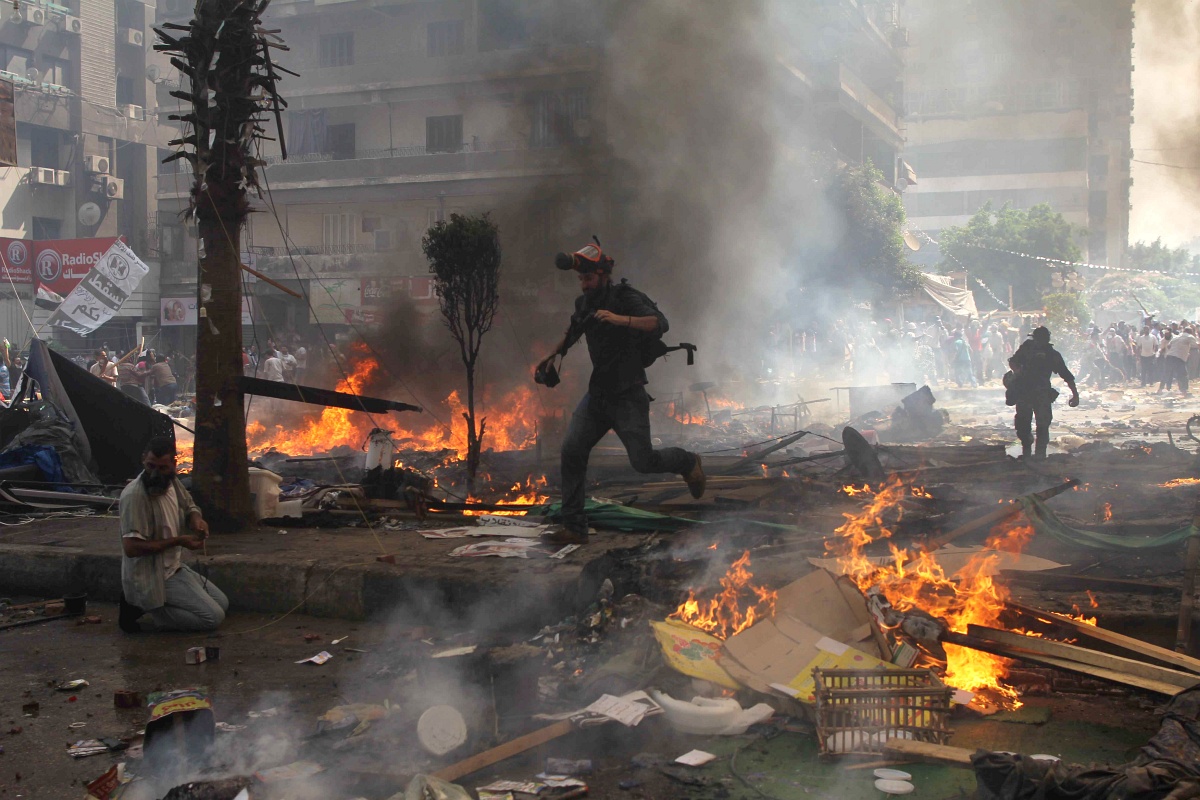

{"left": 47, "top": 240, "right": 149, "bottom": 335}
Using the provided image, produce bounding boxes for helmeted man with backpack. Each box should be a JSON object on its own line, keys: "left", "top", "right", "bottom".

{"left": 534, "top": 240, "right": 705, "bottom": 545}
{"left": 1004, "top": 325, "right": 1079, "bottom": 459}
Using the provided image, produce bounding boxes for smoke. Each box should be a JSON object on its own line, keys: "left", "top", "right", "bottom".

{"left": 1130, "top": 0, "right": 1200, "bottom": 246}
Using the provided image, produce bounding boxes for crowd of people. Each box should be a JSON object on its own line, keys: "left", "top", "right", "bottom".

{"left": 764, "top": 312, "right": 1200, "bottom": 398}
{"left": 243, "top": 336, "right": 308, "bottom": 384}
{"left": 86, "top": 347, "right": 183, "bottom": 406}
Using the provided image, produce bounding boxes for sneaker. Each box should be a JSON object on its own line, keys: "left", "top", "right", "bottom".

{"left": 539, "top": 526, "right": 588, "bottom": 546}
{"left": 118, "top": 596, "right": 143, "bottom": 634}
{"left": 684, "top": 454, "right": 706, "bottom": 499}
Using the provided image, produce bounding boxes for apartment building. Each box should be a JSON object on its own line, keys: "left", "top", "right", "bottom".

{"left": 902, "top": 0, "right": 1134, "bottom": 268}
{"left": 0, "top": 0, "right": 166, "bottom": 348}
{"left": 152, "top": 0, "right": 908, "bottom": 349}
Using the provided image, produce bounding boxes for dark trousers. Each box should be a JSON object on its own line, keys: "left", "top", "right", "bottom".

{"left": 120, "top": 383, "right": 150, "bottom": 405}
{"left": 155, "top": 383, "right": 177, "bottom": 405}
{"left": 1140, "top": 355, "right": 1156, "bottom": 386}
{"left": 561, "top": 388, "right": 695, "bottom": 533}
{"left": 1014, "top": 397, "right": 1054, "bottom": 455}
{"left": 1162, "top": 355, "right": 1190, "bottom": 392}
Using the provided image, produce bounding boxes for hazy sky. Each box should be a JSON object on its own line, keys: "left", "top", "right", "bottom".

{"left": 1130, "top": 0, "right": 1200, "bottom": 247}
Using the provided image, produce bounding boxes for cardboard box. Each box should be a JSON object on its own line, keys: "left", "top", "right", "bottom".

{"left": 720, "top": 570, "right": 892, "bottom": 701}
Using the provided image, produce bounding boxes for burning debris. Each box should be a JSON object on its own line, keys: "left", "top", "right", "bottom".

{"left": 669, "top": 551, "right": 778, "bottom": 640}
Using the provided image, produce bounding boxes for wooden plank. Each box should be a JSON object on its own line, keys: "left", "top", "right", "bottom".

{"left": 943, "top": 632, "right": 1184, "bottom": 696}
{"left": 924, "top": 479, "right": 1078, "bottom": 550}
{"left": 881, "top": 739, "right": 973, "bottom": 768}
{"left": 1008, "top": 602, "right": 1200, "bottom": 675}
{"left": 966, "top": 625, "right": 1199, "bottom": 689}
{"left": 432, "top": 720, "right": 574, "bottom": 783}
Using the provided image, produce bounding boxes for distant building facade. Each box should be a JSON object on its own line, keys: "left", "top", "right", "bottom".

{"left": 902, "top": 0, "right": 1133, "bottom": 269}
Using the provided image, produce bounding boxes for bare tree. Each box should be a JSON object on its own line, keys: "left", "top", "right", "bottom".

{"left": 423, "top": 213, "right": 501, "bottom": 487}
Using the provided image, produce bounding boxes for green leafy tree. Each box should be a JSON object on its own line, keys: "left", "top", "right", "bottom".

{"left": 822, "top": 161, "right": 923, "bottom": 303}
{"left": 1087, "top": 272, "right": 1200, "bottom": 323}
{"left": 423, "top": 213, "right": 502, "bottom": 487}
{"left": 1042, "top": 292, "right": 1091, "bottom": 333}
{"left": 938, "top": 203, "right": 1083, "bottom": 311}
{"left": 1125, "top": 239, "right": 1200, "bottom": 276}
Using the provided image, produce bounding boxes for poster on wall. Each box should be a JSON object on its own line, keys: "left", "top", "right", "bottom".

{"left": 46, "top": 240, "right": 150, "bottom": 335}
{"left": 162, "top": 295, "right": 257, "bottom": 326}
{"left": 0, "top": 238, "right": 31, "bottom": 283}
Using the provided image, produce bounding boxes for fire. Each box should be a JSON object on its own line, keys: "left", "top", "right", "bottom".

{"left": 828, "top": 476, "right": 1032, "bottom": 708}
{"left": 842, "top": 484, "right": 873, "bottom": 496}
{"left": 462, "top": 476, "right": 550, "bottom": 516}
{"left": 244, "top": 346, "right": 541, "bottom": 462}
{"left": 1160, "top": 478, "right": 1200, "bottom": 488}
{"left": 670, "top": 551, "right": 778, "bottom": 640}
{"left": 1101, "top": 502, "right": 1113, "bottom": 522}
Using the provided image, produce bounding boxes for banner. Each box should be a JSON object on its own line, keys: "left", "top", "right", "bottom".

{"left": 163, "top": 295, "right": 256, "bottom": 326}
{"left": 47, "top": 240, "right": 150, "bottom": 335}
{"left": 33, "top": 237, "right": 120, "bottom": 297}
{"left": 0, "top": 238, "right": 31, "bottom": 283}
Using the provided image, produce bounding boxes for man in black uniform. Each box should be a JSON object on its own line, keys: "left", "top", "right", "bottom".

{"left": 1005, "top": 326, "right": 1079, "bottom": 459}
{"left": 535, "top": 242, "right": 705, "bottom": 545}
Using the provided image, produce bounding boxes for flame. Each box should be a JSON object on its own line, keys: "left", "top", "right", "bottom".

{"left": 462, "top": 476, "right": 550, "bottom": 516}
{"left": 828, "top": 476, "right": 1031, "bottom": 708}
{"left": 244, "top": 345, "right": 541, "bottom": 461}
{"left": 670, "top": 551, "right": 778, "bottom": 640}
{"left": 842, "top": 484, "right": 874, "bottom": 496}
{"left": 1101, "top": 502, "right": 1113, "bottom": 522}
{"left": 1160, "top": 478, "right": 1200, "bottom": 488}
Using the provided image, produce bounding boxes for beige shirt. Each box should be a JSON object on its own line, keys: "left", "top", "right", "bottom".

{"left": 123, "top": 484, "right": 183, "bottom": 579}
{"left": 148, "top": 361, "right": 176, "bottom": 388}
{"left": 90, "top": 360, "right": 117, "bottom": 384}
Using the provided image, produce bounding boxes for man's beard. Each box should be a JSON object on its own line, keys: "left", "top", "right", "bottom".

{"left": 140, "top": 469, "right": 172, "bottom": 496}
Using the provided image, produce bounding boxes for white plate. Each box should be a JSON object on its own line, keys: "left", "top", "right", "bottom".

{"left": 875, "top": 778, "right": 915, "bottom": 795}
{"left": 874, "top": 769, "right": 912, "bottom": 781}
{"left": 416, "top": 705, "right": 468, "bottom": 756}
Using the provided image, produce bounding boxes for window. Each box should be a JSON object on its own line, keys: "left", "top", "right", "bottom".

{"left": 374, "top": 229, "right": 392, "bottom": 251}
{"left": 428, "top": 20, "right": 465, "bottom": 57}
{"left": 478, "top": 0, "right": 529, "bottom": 51}
{"left": 323, "top": 213, "right": 357, "bottom": 247}
{"left": 115, "top": 0, "right": 142, "bottom": 30}
{"left": 32, "top": 217, "right": 61, "bottom": 240}
{"left": 530, "top": 89, "right": 589, "bottom": 148}
{"left": 0, "top": 45, "right": 32, "bottom": 79}
{"left": 426, "top": 115, "right": 463, "bottom": 153}
{"left": 116, "top": 76, "right": 136, "bottom": 107}
{"left": 319, "top": 33, "right": 354, "bottom": 67}
{"left": 29, "top": 127, "right": 58, "bottom": 169}
{"left": 40, "top": 57, "right": 69, "bottom": 88}
{"left": 326, "top": 123, "right": 355, "bottom": 159}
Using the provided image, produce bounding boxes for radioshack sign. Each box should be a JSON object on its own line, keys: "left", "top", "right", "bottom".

{"left": 0, "top": 237, "right": 122, "bottom": 294}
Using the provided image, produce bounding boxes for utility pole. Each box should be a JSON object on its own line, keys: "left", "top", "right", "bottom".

{"left": 156, "top": 0, "right": 290, "bottom": 530}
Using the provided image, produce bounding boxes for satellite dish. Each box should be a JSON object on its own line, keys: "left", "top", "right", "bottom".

{"left": 77, "top": 202, "right": 102, "bottom": 227}
{"left": 903, "top": 230, "right": 921, "bottom": 251}
{"left": 25, "top": 68, "right": 39, "bottom": 84}
{"left": 146, "top": 64, "right": 161, "bottom": 83}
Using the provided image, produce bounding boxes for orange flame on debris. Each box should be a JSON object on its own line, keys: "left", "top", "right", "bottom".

{"left": 244, "top": 345, "right": 541, "bottom": 462}
{"left": 1101, "top": 502, "right": 1113, "bottom": 522}
{"left": 829, "top": 477, "right": 1030, "bottom": 708}
{"left": 670, "top": 551, "right": 778, "bottom": 640}
{"left": 842, "top": 484, "right": 873, "bottom": 496}
{"left": 1161, "top": 478, "right": 1200, "bottom": 488}
{"left": 462, "top": 476, "right": 550, "bottom": 516}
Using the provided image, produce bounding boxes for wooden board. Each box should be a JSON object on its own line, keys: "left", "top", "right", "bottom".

{"left": 1008, "top": 602, "right": 1200, "bottom": 675}
{"left": 432, "top": 720, "right": 574, "bottom": 783}
{"left": 881, "top": 739, "right": 974, "bottom": 768}
{"left": 967, "top": 625, "right": 1199, "bottom": 689}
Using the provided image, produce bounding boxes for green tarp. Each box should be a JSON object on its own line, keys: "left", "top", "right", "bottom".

{"left": 1019, "top": 495, "right": 1198, "bottom": 551}
{"left": 529, "top": 498, "right": 698, "bottom": 532}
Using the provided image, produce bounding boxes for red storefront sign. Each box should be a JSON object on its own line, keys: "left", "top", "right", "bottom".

{"left": 0, "top": 238, "right": 32, "bottom": 283}
{"left": 32, "top": 237, "right": 121, "bottom": 296}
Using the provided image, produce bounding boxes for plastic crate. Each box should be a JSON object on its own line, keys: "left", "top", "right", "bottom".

{"left": 813, "top": 667, "right": 954, "bottom": 756}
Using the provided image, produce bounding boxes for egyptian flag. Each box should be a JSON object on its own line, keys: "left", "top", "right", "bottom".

{"left": 34, "top": 283, "right": 65, "bottom": 311}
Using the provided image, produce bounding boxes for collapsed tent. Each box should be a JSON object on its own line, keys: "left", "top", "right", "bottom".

{"left": 921, "top": 272, "right": 980, "bottom": 319}
{"left": 23, "top": 339, "right": 174, "bottom": 483}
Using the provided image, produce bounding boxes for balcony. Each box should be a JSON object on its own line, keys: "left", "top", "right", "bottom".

{"left": 246, "top": 243, "right": 420, "bottom": 279}
{"left": 812, "top": 61, "right": 903, "bottom": 145}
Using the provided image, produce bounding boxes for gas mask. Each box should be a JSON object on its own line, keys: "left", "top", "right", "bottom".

{"left": 141, "top": 467, "right": 173, "bottom": 496}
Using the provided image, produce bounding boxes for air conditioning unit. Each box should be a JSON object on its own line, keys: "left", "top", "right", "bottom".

{"left": 121, "top": 103, "right": 145, "bottom": 121}
{"left": 100, "top": 175, "right": 124, "bottom": 199}
{"left": 23, "top": 5, "right": 45, "bottom": 25}
{"left": 60, "top": 14, "right": 82, "bottom": 34}
{"left": 84, "top": 155, "right": 110, "bottom": 174}
{"left": 119, "top": 27, "right": 144, "bottom": 47}
{"left": 30, "top": 167, "right": 56, "bottom": 185}
{"left": 53, "top": 169, "right": 71, "bottom": 186}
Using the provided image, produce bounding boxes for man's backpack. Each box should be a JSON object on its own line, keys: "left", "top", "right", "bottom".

{"left": 615, "top": 280, "right": 697, "bottom": 368}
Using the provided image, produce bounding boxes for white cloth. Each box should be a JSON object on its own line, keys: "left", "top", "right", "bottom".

{"left": 281, "top": 354, "right": 297, "bottom": 374}
{"left": 294, "top": 347, "right": 307, "bottom": 369}
{"left": 1167, "top": 332, "right": 1197, "bottom": 360}
{"left": 261, "top": 356, "right": 284, "bottom": 382}
{"left": 1136, "top": 332, "right": 1159, "bottom": 357}
{"left": 920, "top": 273, "right": 980, "bottom": 319}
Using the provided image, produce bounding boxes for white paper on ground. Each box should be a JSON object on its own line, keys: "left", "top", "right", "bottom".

{"left": 431, "top": 645, "right": 478, "bottom": 659}
{"left": 585, "top": 694, "right": 648, "bottom": 726}
{"left": 675, "top": 749, "right": 718, "bottom": 766}
{"left": 476, "top": 780, "right": 543, "bottom": 793}
{"left": 296, "top": 651, "right": 332, "bottom": 665}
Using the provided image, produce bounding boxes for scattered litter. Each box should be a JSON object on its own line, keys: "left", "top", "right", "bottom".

{"left": 185, "top": 646, "right": 219, "bottom": 664}
{"left": 650, "top": 691, "right": 774, "bottom": 735}
{"left": 476, "top": 780, "right": 543, "bottom": 794}
{"left": 403, "top": 773, "right": 473, "bottom": 800}
{"left": 248, "top": 707, "right": 279, "bottom": 719}
{"left": 75, "top": 615, "right": 102, "bottom": 625}
{"left": 57, "top": 679, "right": 89, "bottom": 691}
{"left": 549, "top": 544, "right": 582, "bottom": 559}
{"left": 21, "top": 701, "right": 38, "bottom": 717}
{"left": 113, "top": 690, "right": 142, "bottom": 709}
{"left": 476, "top": 514, "right": 542, "bottom": 527}
{"left": 876, "top": 778, "right": 915, "bottom": 796}
{"left": 422, "top": 525, "right": 547, "bottom": 539}
{"left": 85, "top": 765, "right": 121, "bottom": 800}
{"left": 69, "top": 721, "right": 88, "bottom": 729}
{"left": 296, "top": 651, "right": 333, "bottom": 665}
{"left": 417, "top": 704, "right": 468, "bottom": 755}
{"left": 875, "top": 769, "right": 912, "bottom": 780}
{"left": 585, "top": 694, "right": 650, "bottom": 727}
{"left": 675, "top": 749, "right": 718, "bottom": 766}
{"left": 332, "top": 636, "right": 348, "bottom": 645}
{"left": 318, "top": 703, "right": 390, "bottom": 734}
{"left": 538, "top": 775, "right": 589, "bottom": 788}
{"left": 544, "top": 758, "right": 593, "bottom": 775}
{"left": 448, "top": 540, "right": 542, "bottom": 558}
{"left": 432, "top": 645, "right": 478, "bottom": 659}
{"left": 255, "top": 760, "right": 325, "bottom": 783}
{"left": 215, "top": 722, "right": 246, "bottom": 733}
{"left": 304, "top": 632, "right": 321, "bottom": 642}
{"left": 345, "top": 647, "right": 367, "bottom": 653}
{"left": 68, "top": 739, "right": 112, "bottom": 758}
